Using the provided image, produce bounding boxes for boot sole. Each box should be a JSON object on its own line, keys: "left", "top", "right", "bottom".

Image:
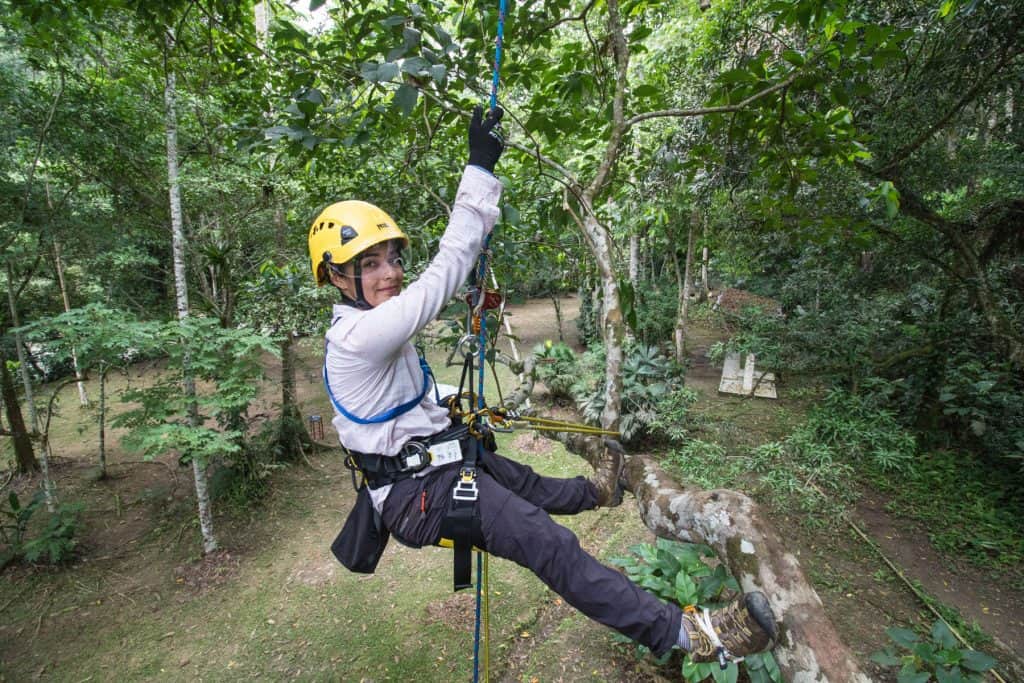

{"left": 744, "top": 591, "right": 778, "bottom": 641}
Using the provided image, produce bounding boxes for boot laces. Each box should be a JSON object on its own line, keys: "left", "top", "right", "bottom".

{"left": 691, "top": 606, "right": 743, "bottom": 666}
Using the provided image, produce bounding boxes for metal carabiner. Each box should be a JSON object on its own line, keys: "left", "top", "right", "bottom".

{"left": 457, "top": 334, "right": 480, "bottom": 357}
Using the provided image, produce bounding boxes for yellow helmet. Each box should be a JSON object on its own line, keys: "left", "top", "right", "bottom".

{"left": 308, "top": 200, "right": 409, "bottom": 286}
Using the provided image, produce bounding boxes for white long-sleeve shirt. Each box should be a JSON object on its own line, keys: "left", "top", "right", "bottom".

{"left": 323, "top": 166, "right": 503, "bottom": 510}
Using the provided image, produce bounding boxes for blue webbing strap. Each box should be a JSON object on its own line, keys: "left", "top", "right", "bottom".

{"left": 323, "top": 352, "right": 434, "bottom": 425}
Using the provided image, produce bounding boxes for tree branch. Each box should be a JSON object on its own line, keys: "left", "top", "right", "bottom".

{"left": 625, "top": 72, "right": 799, "bottom": 128}
{"left": 877, "top": 39, "right": 1024, "bottom": 175}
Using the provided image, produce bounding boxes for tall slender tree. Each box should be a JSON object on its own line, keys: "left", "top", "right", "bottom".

{"left": 164, "top": 27, "right": 217, "bottom": 553}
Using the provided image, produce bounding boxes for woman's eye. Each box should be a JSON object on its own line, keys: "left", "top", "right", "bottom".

{"left": 361, "top": 260, "right": 378, "bottom": 270}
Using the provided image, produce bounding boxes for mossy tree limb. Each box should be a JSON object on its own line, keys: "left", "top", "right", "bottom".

{"left": 545, "top": 430, "right": 868, "bottom": 681}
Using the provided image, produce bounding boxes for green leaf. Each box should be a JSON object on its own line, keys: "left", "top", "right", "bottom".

{"left": 897, "top": 672, "right": 931, "bottom": 683}
{"left": 781, "top": 49, "right": 805, "bottom": 66}
{"left": 831, "top": 84, "right": 850, "bottom": 106}
{"left": 632, "top": 84, "right": 659, "bottom": 99}
{"left": 403, "top": 26, "right": 421, "bottom": 49}
{"left": 710, "top": 661, "right": 739, "bottom": 683}
{"left": 887, "top": 627, "right": 920, "bottom": 649}
{"left": 309, "top": 0, "right": 326, "bottom": 10}
{"left": 933, "top": 622, "right": 954, "bottom": 651}
{"left": 501, "top": 204, "right": 520, "bottom": 225}
{"left": 673, "top": 570, "right": 698, "bottom": 604}
{"left": 960, "top": 650, "right": 996, "bottom": 672}
{"left": 719, "top": 68, "right": 758, "bottom": 84}
{"left": 377, "top": 62, "right": 400, "bottom": 82}
{"left": 433, "top": 24, "right": 452, "bottom": 47}
{"left": 395, "top": 84, "right": 419, "bottom": 116}
{"left": 429, "top": 64, "right": 447, "bottom": 84}
{"left": 972, "top": 380, "right": 995, "bottom": 393}
{"left": 401, "top": 56, "right": 430, "bottom": 76}
{"left": 359, "top": 62, "right": 379, "bottom": 82}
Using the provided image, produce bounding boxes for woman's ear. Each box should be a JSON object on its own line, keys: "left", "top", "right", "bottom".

{"left": 328, "top": 266, "right": 350, "bottom": 294}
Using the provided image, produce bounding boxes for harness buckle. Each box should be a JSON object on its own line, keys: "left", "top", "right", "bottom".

{"left": 452, "top": 466, "right": 478, "bottom": 502}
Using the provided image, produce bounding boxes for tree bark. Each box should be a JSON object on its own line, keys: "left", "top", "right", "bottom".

{"left": 6, "top": 263, "right": 55, "bottom": 509}
{"left": 546, "top": 430, "right": 870, "bottom": 682}
{"left": 629, "top": 233, "right": 639, "bottom": 288}
{"left": 700, "top": 244, "right": 709, "bottom": 304}
{"left": 165, "top": 28, "right": 217, "bottom": 554}
{"left": 98, "top": 364, "right": 110, "bottom": 479}
{"left": 53, "top": 241, "right": 89, "bottom": 406}
{"left": 0, "top": 347, "right": 37, "bottom": 474}
{"left": 585, "top": 213, "right": 625, "bottom": 430}
{"left": 575, "top": 0, "right": 631, "bottom": 431}
{"left": 672, "top": 243, "right": 686, "bottom": 362}
{"left": 626, "top": 455, "right": 870, "bottom": 682}
{"left": 277, "top": 332, "right": 313, "bottom": 459}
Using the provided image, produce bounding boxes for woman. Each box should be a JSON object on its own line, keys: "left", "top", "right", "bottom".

{"left": 310, "top": 106, "right": 777, "bottom": 663}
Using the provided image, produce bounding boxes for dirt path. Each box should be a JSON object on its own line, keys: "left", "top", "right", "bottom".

{"left": 498, "top": 295, "right": 583, "bottom": 353}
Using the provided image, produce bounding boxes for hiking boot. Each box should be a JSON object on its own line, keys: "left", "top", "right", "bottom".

{"left": 682, "top": 592, "right": 777, "bottom": 664}
{"left": 589, "top": 438, "right": 625, "bottom": 507}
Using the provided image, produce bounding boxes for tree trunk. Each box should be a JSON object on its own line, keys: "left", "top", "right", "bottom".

{"left": 0, "top": 347, "right": 37, "bottom": 474}
{"left": 6, "top": 263, "right": 55, "bottom": 509}
{"left": 98, "top": 364, "right": 109, "bottom": 479}
{"left": 53, "top": 241, "right": 89, "bottom": 406}
{"left": 699, "top": 246, "right": 709, "bottom": 304}
{"left": 583, "top": 213, "right": 625, "bottom": 430}
{"left": 547, "top": 431, "right": 871, "bottom": 682}
{"left": 626, "top": 455, "right": 870, "bottom": 682}
{"left": 680, "top": 213, "right": 696, "bottom": 354}
{"left": 278, "top": 332, "right": 313, "bottom": 459}
{"left": 572, "top": 0, "right": 631, "bottom": 431}
{"left": 892, "top": 179, "right": 1024, "bottom": 370}
{"left": 672, "top": 243, "right": 686, "bottom": 362}
{"left": 551, "top": 296, "right": 564, "bottom": 342}
{"left": 629, "top": 233, "right": 639, "bottom": 287}
{"left": 165, "top": 28, "right": 217, "bottom": 554}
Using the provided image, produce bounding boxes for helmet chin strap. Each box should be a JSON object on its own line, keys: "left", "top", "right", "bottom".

{"left": 337, "top": 260, "right": 373, "bottom": 310}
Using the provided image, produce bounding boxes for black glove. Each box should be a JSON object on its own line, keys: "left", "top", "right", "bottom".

{"left": 467, "top": 105, "right": 504, "bottom": 173}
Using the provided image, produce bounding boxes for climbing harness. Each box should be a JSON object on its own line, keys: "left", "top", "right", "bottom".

{"left": 322, "top": 340, "right": 434, "bottom": 425}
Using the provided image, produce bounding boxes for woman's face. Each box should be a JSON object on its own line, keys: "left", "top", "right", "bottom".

{"left": 331, "top": 240, "right": 405, "bottom": 307}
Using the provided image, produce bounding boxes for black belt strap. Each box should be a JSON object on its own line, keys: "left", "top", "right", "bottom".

{"left": 440, "top": 435, "right": 482, "bottom": 591}
{"left": 344, "top": 424, "right": 469, "bottom": 490}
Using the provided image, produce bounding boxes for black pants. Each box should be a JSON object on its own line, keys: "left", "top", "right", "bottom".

{"left": 379, "top": 446, "right": 683, "bottom": 656}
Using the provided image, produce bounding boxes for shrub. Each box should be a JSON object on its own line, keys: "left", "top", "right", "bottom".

{"left": 634, "top": 285, "right": 678, "bottom": 346}
{"left": 531, "top": 340, "right": 577, "bottom": 400}
{"left": 871, "top": 621, "right": 996, "bottom": 682}
{"left": 799, "top": 389, "right": 916, "bottom": 473}
{"left": 1, "top": 492, "right": 82, "bottom": 569}
{"left": 572, "top": 343, "right": 686, "bottom": 443}
{"left": 611, "top": 538, "right": 782, "bottom": 683}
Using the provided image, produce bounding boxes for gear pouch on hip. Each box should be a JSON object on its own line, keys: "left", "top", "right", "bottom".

{"left": 331, "top": 486, "right": 390, "bottom": 573}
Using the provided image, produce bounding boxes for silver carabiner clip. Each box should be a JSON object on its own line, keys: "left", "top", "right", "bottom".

{"left": 457, "top": 334, "right": 480, "bottom": 356}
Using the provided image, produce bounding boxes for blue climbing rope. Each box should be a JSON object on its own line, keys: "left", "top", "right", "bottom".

{"left": 473, "top": 2, "right": 508, "bottom": 682}
{"left": 489, "top": 0, "right": 507, "bottom": 111}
